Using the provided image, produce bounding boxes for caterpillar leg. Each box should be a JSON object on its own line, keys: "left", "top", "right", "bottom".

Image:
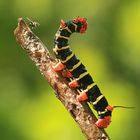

{"left": 68, "top": 79, "right": 79, "bottom": 88}
{"left": 62, "top": 70, "right": 72, "bottom": 78}
{"left": 77, "top": 92, "right": 88, "bottom": 102}
{"left": 52, "top": 61, "right": 65, "bottom": 72}
{"left": 95, "top": 116, "right": 111, "bottom": 128}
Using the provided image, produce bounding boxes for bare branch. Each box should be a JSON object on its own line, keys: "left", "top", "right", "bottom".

{"left": 14, "top": 18, "right": 110, "bottom": 140}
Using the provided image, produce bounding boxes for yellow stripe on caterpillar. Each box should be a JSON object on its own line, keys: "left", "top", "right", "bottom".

{"left": 64, "top": 27, "right": 72, "bottom": 34}
{"left": 98, "top": 109, "right": 108, "bottom": 115}
{"left": 54, "top": 45, "right": 70, "bottom": 51}
{"left": 77, "top": 71, "right": 89, "bottom": 81}
{"left": 72, "top": 23, "right": 77, "bottom": 31}
{"left": 84, "top": 82, "right": 96, "bottom": 92}
{"left": 59, "top": 35, "right": 69, "bottom": 40}
{"left": 55, "top": 32, "right": 61, "bottom": 40}
{"left": 92, "top": 95, "right": 104, "bottom": 106}
{"left": 69, "top": 61, "right": 81, "bottom": 72}
{"left": 53, "top": 47, "right": 58, "bottom": 55}
{"left": 61, "top": 53, "right": 74, "bottom": 63}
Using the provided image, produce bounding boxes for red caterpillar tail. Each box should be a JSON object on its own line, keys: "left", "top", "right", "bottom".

{"left": 95, "top": 105, "right": 113, "bottom": 128}
{"left": 95, "top": 105, "right": 134, "bottom": 128}
{"left": 95, "top": 116, "right": 111, "bottom": 128}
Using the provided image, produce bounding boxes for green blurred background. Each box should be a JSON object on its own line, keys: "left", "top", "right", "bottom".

{"left": 0, "top": 0, "right": 140, "bottom": 140}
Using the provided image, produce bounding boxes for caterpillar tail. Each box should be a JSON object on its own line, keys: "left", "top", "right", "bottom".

{"left": 113, "top": 105, "right": 135, "bottom": 109}
{"left": 95, "top": 105, "right": 134, "bottom": 128}
{"left": 95, "top": 116, "right": 111, "bottom": 128}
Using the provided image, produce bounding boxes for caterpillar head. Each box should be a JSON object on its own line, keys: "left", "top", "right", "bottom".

{"left": 73, "top": 17, "right": 88, "bottom": 33}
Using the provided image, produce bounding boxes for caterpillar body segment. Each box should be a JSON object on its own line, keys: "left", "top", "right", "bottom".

{"left": 53, "top": 17, "right": 112, "bottom": 128}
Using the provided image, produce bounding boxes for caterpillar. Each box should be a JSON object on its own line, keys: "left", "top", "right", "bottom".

{"left": 52, "top": 17, "right": 113, "bottom": 128}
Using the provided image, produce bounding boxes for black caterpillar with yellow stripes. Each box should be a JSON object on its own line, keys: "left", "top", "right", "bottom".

{"left": 52, "top": 17, "right": 113, "bottom": 128}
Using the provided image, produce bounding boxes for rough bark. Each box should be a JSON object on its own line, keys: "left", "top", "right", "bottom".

{"left": 14, "top": 18, "right": 110, "bottom": 140}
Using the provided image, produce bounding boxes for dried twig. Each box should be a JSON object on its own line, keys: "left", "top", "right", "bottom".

{"left": 14, "top": 18, "right": 110, "bottom": 140}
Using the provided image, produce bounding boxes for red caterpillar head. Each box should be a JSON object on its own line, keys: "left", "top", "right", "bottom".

{"left": 73, "top": 17, "right": 88, "bottom": 33}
